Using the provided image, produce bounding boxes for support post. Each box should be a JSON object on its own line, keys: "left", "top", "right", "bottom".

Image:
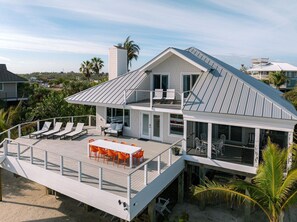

{"left": 207, "top": 123, "right": 212, "bottom": 159}
{"left": 88, "top": 115, "right": 91, "bottom": 127}
{"left": 78, "top": 161, "right": 82, "bottom": 182}
{"left": 150, "top": 91, "right": 153, "bottom": 109}
{"left": 181, "top": 92, "right": 184, "bottom": 109}
{"left": 168, "top": 148, "right": 172, "bottom": 166}
{"left": 254, "top": 128, "right": 260, "bottom": 167}
{"left": 148, "top": 198, "right": 156, "bottom": 222}
{"left": 17, "top": 143, "right": 21, "bottom": 159}
{"left": 144, "top": 164, "right": 148, "bottom": 185}
{"left": 127, "top": 175, "right": 131, "bottom": 200}
{"left": 53, "top": 118, "right": 56, "bottom": 126}
{"left": 18, "top": 124, "right": 21, "bottom": 138}
{"left": 98, "top": 167, "right": 102, "bottom": 190}
{"left": 37, "top": 121, "right": 40, "bottom": 131}
{"left": 71, "top": 116, "right": 74, "bottom": 123}
{"left": 3, "top": 140, "right": 7, "bottom": 157}
{"left": 7, "top": 129, "right": 11, "bottom": 139}
{"left": 178, "top": 171, "right": 184, "bottom": 204}
{"left": 60, "top": 156, "right": 63, "bottom": 175}
{"left": 157, "top": 155, "right": 161, "bottom": 175}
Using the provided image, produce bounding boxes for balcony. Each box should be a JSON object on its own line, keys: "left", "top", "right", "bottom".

{"left": 124, "top": 89, "right": 190, "bottom": 110}
{"left": 0, "top": 115, "right": 184, "bottom": 221}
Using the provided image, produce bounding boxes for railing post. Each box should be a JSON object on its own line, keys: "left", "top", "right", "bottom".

{"left": 127, "top": 175, "right": 131, "bottom": 200}
{"left": 78, "top": 161, "right": 82, "bottom": 182}
{"left": 99, "top": 167, "right": 102, "bottom": 190}
{"left": 44, "top": 151, "right": 47, "bottom": 169}
{"left": 18, "top": 124, "right": 21, "bottom": 138}
{"left": 17, "top": 143, "right": 21, "bottom": 159}
{"left": 144, "top": 164, "right": 148, "bottom": 185}
{"left": 37, "top": 121, "right": 40, "bottom": 131}
{"left": 181, "top": 92, "right": 184, "bottom": 109}
{"left": 88, "top": 115, "right": 91, "bottom": 127}
{"left": 71, "top": 116, "right": 74, "bottom": 123}
{"left": 150, "top": 91, "right": 153, "bottom": 109}
{"left": 3, "top": 140, "right": 7, "bottom": 157}
{"left": 53, "top": 118, "right": 56, "bottom": 126}
{"left": 157, "top": 155, "right": 161, "bottom": 175}
{"left": 60, "top": 156, "right": 64, "bottom": 175}
{"left": 30, "top": 146, "right": 33, "bottom": 164}
{"left": 168, "top": 148, "right": 172, "bottom": 166}
{"left": 7, "top": 129, "right": 11, "bottom": 140}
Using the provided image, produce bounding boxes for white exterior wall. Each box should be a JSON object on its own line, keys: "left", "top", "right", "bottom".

{"left": 96, "top": 106, "right": 106, "bottom": 132}
{"left": 108, "top": 47, "right": 128, "bottom": 81}
{"left": 123, "top": 109, "right": 140, "bottom": 138}
{"left": 151, "top": 54, "right": 203, "bottom": 92}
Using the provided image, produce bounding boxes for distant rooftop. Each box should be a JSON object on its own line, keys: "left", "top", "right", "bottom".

{"left": 247, "top": 59, "right": 297, "bottom": 72}
{"left": 0, "top": 64, "right": 27, "bottom": 82}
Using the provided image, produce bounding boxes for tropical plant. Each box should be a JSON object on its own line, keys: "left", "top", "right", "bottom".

{"left": 118, "top": 36, "right": 140, "bottom": 69}
{"left": 91, "top": 57, "right": 104, "bottom": 76}
{"left": 192, "top": 140, "right": 297, "bottom": 222}
{"left": 80, "top": 60, "right": 93, "bottom": 80}
{"left": 284, "top": 85, "right": 297, "bottom": 109}
{"left": 269, "top": 71, "right": 287, "bottom": 90}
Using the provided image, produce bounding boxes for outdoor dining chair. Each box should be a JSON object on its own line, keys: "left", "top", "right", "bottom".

{"left": 117, "top": 152, "right": 129, "bottom": 168}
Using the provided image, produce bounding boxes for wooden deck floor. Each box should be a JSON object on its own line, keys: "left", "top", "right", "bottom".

{"left": 5, "top": 128, "right": 181, "bottom": 198}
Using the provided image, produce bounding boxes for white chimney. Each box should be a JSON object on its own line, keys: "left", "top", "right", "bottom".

{"left": 108, "top": 46, "right": 128, "bottom": 80}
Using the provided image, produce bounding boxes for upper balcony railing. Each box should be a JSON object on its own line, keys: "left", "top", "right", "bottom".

{"left": 123, "top": 89, "right": 191, "bottom": 110}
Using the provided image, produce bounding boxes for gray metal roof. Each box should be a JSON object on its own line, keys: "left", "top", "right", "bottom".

{"left": 66, "top": 69, "right": 147, "bottom": 105}
{"left": 183, "top": 47, "right": 297, "bottom": 120}
{"left": 0, "top": 64, "right": 27, "bottom": 82}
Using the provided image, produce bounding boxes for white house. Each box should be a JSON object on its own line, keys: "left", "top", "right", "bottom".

{"left": 67, "top": 46, "right": 297, "bottom": 175}
{"left": 247, "top": 58, "right": 297, "bottom": 90}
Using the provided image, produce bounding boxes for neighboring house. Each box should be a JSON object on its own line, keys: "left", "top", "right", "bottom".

{"left": 247, "top": 58, "right": 297, "bottom": 90}
{"left": 0, "top": 64, "right": 28, "bottom": 101}
{"left": 67, "top": 47, "right": 297, "bottom": 176}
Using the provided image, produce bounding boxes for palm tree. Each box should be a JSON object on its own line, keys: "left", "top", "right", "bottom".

{"left": 269, "top": 71, "right": 287, "bottom": 90}
{"left": 118, "top": 36, "right": 140, "bottom": 70}
{"left": 192, "top": 140, "right": 297, "bottom": 222}
{"left": 79, "top": 60, "right": 93, "bottom": 80}
{"left": 91, "top": 57, "right": 104, "bottom": 76}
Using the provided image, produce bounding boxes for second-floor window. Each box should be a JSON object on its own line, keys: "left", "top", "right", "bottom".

{"left": 183, "top": 74, "right": 199, "bottom": 97}
{"left": 153, "top": 74, "right": 168, "bottom": 91}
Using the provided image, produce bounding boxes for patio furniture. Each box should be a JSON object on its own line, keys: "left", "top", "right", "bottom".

{"left": 53, "top": 122, "right": 74, "bottom": 139}
{"left": 212, "top": 139, "right": 224, "bottom": 157}
{"left": 106, "top": 150, "right": 117, "bottom": 165}
{"left": 117, "top": 152, "right": 129, "bottom": 168}
{"left": 97, "top": 147, "right": 108, "bottom": 162}
{"left": 104, "top": 123, "right": 123, "bottom": 137}
{"left": 88, "top": 139, "right": 141, "bottom": 168}
{"left": 200, "top": 133, "right": 207, "bottom": 141}
{"left": 153, "top": 89, "right": 163, "bottom": 100}
{"left": 29, "top": 121, "right": 52, "bottom": 138}
{"left": 42, "top": 122, "right": 63, "bottom": 138}
{"left": 65, "top": 123, "right": 87, "bottom": 140}
{"left": 164, "top": 89, "right": 175, "bottom": 102}
{"left": 195, "top": 137, "right": 206, "bottom": 154}
{"left": 155, "top": 197, "right": 171, "bottom": 216}
{"left": 89, "top": 139, "right": 98, "bottom": 159}
{"left": 133, "top": 150, "right": 144, "bottom": 165}
{"left": 100, "top": 124, "right": 110, "bottom": 135}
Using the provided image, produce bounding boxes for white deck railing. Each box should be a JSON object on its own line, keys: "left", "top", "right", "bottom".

{"left": 0, "top": 137, "right": 183, "bottom": 200}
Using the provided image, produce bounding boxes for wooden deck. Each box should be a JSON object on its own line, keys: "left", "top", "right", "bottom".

{"left": 4, "top": 128, "right": 182, "bottom": 198}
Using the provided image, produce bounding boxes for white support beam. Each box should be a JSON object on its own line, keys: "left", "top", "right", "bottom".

{"left": 150, "top": 91, "right": 153, "bottom": 109}
{"left": 254, "top": 128, "right": 260, "bottom": 168}
{"left": 207, "top": 123, "right": 212, "bottom": 159}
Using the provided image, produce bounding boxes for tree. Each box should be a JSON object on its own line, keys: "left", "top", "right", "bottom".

{"left": 269, "top": 71, "right": 287, "bottom": 90}
{"left": 91, "top": 57, "right": 104, "bottom": 76}
{"left": 118, "top": 36, "right": 140, "bottom": 70}
{"left": 240, "top": 64, "right": 248, "bottom": 74}
{"left": 79, "top": 60, "right": 93, "bottom": 80}
{"left": 192, "top": 140, "right": 297, "bottom": 222}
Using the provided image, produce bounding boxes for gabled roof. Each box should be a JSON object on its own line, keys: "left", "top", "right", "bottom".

{"left": 66, "top": 69, "right": 147, "bottom": 105}
{"left": 247, "top": 62, "right": 297, "bottom": 72}
{"left": 183, "top": 47, "right": 297, "bottom": 120}
{"left": 0, "top": 64, "right": 27, "bottom": 82}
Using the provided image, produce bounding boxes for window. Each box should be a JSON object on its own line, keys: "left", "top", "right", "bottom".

{"left": 183, "top": 74, "right": 199, "bottom": 97}
{"left": 169, "top": 114, "right": 183, "bottom": 135}
{"left": 106, "top": 108, "right": 130, "bottom": 127}
{"left": 153, "top": 74, "right": 168, "bottom": 91}
{"left": 0, "top": 83, "right": 3, "bottom": 91}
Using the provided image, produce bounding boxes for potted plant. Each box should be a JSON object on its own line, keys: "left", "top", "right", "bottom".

{"left": 171, "top": 146, "right": 181, "bottom": 156}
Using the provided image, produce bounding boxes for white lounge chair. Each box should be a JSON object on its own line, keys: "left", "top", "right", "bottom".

{"left": 54, "top": 122, "right": 74, "bottom": 139}
{"left": 29, "top": 121, "right": 52, "bottom": 138}
{"left": 155, "top": 197, "right": 171, "bottom": 216}
{"left": 64, "top": 123, "right": 87, "bottom": 140}
{"left": 165, "top": 89, "right": 175, "bottom": 101}
{"left": 153, "top": 89, "right": 163, "bottom": 100}
{"left": 42, "top": 122, "right": 63, "bottom": 138}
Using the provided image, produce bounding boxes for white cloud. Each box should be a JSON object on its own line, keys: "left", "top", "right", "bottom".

{"left": 0, "top": 56, "right": 10, "bottom": 62}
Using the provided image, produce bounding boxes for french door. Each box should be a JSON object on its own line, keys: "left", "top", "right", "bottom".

{"left": 140, "top": 112, "right": 163, "bottom": 141}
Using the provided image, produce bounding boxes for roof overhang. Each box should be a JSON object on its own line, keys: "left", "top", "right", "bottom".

{"left": 139, "top": 48, "right": 208, "bottom": 73}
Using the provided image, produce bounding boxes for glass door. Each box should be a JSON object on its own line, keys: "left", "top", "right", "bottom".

{"left": 141, "top": 112, "right": 150, "bottom": 139}
{"left": 152, "top": 113, "right": 163, "bottom": 141}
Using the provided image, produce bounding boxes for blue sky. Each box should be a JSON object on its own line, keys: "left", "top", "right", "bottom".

{"left": 0, "top": 0, "right": 297, "bottom": 73}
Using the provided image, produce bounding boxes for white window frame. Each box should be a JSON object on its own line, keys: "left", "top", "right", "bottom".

{"left": 151, "top": 72, "right": 170, "bottom": 90}
{"left": 168, "top": 113, "right": 184, "bottom": 137}
{"left": 106, "top": 108, "right": 131, "bottom": 129}
{"left": 180, "top": 72, "right": 200, "bottom": 93}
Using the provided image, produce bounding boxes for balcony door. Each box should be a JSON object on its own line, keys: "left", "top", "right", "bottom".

{"left": 153, "top": 74, "right": 169, "bottom": 97}
{"left": 140, "top": 112, "right": 163, "bottom": 141}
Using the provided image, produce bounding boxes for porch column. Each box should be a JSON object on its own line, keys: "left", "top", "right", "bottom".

{"left": 207, "top": 123, "right": 212, "bottom": 159}
{"left": 148, "top": 197, "right": 156, "bottom": 222}
{"left": 287, "top": 131, "right": 294, "bottom": 170}
{"left": 254, "top": 128, "right": 260, "bottom": 168}
{"left": 178, "top": 171, "right": 184, "bottom": 204}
